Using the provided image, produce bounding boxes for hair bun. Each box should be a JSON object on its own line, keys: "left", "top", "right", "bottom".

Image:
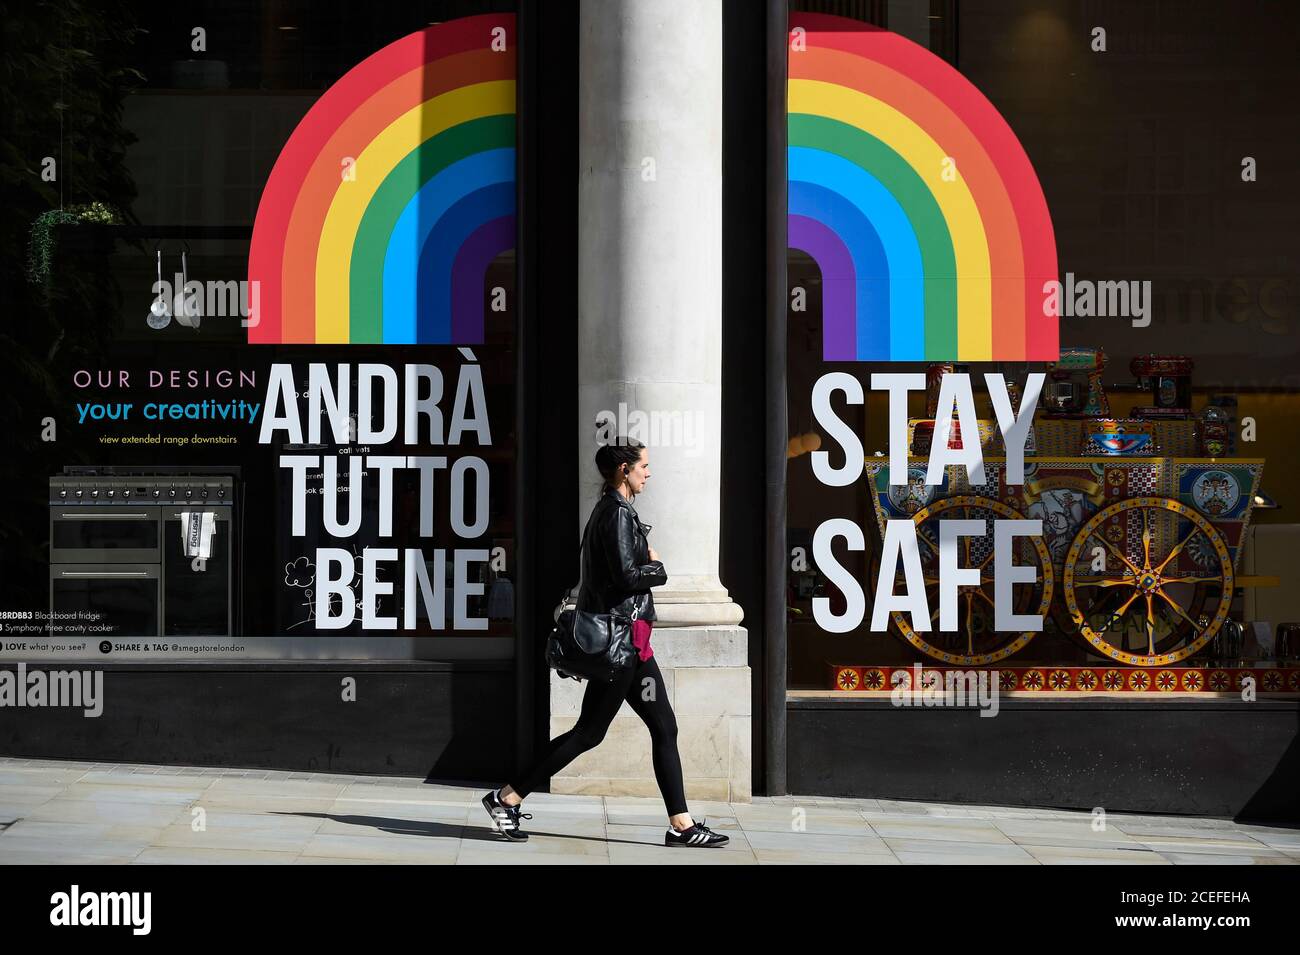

{"left": 594, "top": 435, "right": 646, "bottom": 496}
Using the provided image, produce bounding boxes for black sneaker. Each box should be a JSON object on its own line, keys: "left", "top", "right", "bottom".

{"left": 481, "top": 789, "right": 532, "bottom": 841}
{"left": 665, "top": 816, "right": 729, "bottom": 848}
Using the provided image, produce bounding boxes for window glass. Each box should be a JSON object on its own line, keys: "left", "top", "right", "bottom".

{"left": 2, "top": 2, "right": 518, "bottom": 659}
{"left": 785, "top": 1, "right": 1293, "bottom": 698}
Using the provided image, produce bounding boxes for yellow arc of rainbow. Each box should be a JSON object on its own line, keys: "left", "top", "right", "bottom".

{"left": 314, "top": 79, "right": 516, "bottom": 343}
{"left": 789, "top": 78, "right": 992, "bottom": 360}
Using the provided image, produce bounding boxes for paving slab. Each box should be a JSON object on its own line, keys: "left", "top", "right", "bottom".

{"left": 886, "top": 839, "right": 1040, "bottom": 864}
{"left": 132, "top": 846, "right": 299, "bottom": 864}
{"left": 1019, "top": 842, "right": 1174, "bottom": 864}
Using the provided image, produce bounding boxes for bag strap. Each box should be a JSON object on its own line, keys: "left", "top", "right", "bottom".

{"left": 562, "top": 509, "right": 597, "bottom": 604}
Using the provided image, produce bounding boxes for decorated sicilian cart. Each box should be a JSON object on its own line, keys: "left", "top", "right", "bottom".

{"left": 858, "top": 351, "right": 1272, "bottom": 680}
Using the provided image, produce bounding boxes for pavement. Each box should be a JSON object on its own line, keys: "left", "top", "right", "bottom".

{"left": 0, "top": 756, "right": 1296, "bottom": 864}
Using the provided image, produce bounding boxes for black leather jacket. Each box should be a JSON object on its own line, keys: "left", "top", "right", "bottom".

{"left": 575, "top": 485, "right": 667, "bottom": 622}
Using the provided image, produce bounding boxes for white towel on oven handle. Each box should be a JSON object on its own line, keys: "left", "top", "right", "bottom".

{"left": 180, "top": 510, "right": 217, "bottom": 559}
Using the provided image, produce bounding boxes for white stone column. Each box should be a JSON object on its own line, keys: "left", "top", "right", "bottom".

{"left": 577, "top": 0, "right": 742, "bottom": 629}
{"left": 557, "top": 0, "right": 750, "bottom": 805}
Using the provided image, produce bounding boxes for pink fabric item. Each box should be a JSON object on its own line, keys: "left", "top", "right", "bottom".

{"left": 632, "top": 617, "right": 654, "bottom": 662}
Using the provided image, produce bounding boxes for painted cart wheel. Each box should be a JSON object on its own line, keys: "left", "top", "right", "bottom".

{"left": 889, "top": 495, "right": 1054, "bottom": 666}
{"left": 1062, "top": 496, "right": 1233, "bottom": 666}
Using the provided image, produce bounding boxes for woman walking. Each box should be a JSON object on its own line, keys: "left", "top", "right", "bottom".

{"left": 481, "top": 438, "right": 728, "bottom": 848}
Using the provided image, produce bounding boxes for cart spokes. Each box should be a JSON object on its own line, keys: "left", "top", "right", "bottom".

{"left": 1062, "top": 496, "right": 1233, "bottom": 666}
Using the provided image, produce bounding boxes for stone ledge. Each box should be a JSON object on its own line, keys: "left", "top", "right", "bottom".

{"left": 647, "top": 624, "right": 748, "bottom": 667}
{"left": 650, "top": 602, "right": 746, "bottom": 627}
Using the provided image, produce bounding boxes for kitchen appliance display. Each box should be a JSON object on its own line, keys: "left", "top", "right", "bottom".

{"left": 49, "top": 473, "right": 237, "bottom": 638}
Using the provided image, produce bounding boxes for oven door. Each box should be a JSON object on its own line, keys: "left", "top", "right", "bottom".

{"left": 50, "top": 563, "right": 160, "bottom": 637}
{"left": 49, "top": 505, "right": 162, "bottom": 564}
{"left": 163, "top": 508, "right": 231, "bottom": 636}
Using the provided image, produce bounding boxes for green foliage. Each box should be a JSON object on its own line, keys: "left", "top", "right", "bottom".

{"left": 25, "top": 201, "right": 122, "bottom": 292}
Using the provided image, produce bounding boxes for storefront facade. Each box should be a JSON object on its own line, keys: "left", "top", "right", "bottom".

{"left": 2, "top": 0, "right": 1297, "bottom": 820}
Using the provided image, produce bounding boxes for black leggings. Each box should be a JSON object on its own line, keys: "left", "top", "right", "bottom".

{"left": 506, "top": 655, "right": 688, "bottom": 817}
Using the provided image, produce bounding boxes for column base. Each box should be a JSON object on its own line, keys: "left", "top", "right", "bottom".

{"left": 645, "top": 574, "right": 746, "bottom": 627}
{"left": 649, "top": 601, "right": 745, "bottom": 628}
{"left": 547, "top": 624, "right": 751, "bottom": 805}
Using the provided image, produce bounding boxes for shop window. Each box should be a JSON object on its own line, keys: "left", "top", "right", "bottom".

{"left": 783, "top": 4, "right": 1292, "bottom": 701}
{"left": 4, "top": 2, "right": 519, "bottom": 660}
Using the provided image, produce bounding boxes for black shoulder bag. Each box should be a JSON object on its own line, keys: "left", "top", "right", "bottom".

{"left": 544, "top": 508, "right": 639, "bottom": 683}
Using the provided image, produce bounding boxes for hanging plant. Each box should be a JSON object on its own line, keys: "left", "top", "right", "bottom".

{"left": 25, "top": 201, "right": 121, "bottom": 294}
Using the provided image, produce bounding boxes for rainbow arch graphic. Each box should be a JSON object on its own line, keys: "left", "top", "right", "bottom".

{"left": 788, "top": 13, "right": 1058, "bottom": 362}
{"left": 248, "top": 14, "right": 515, "bottom": 345}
